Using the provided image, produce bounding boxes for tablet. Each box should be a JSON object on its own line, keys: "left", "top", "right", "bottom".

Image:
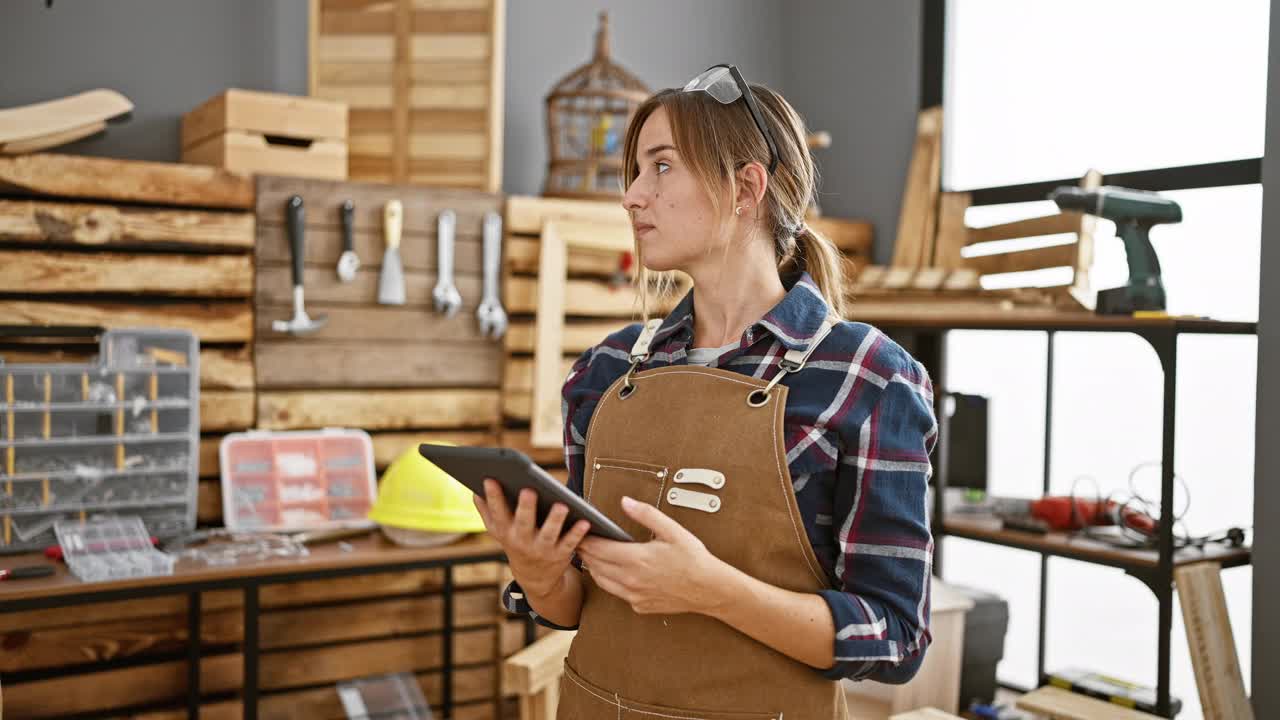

{"left": 417, "top": 444, "right": 634, "bottom": 543}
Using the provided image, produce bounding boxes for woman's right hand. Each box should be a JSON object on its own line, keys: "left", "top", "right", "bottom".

{"left": 473, "top": 478, "right": 591, "bottom": 599}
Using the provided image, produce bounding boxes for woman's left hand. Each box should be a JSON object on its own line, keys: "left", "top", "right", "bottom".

{"left": 577, "top": 496, "right": 729, "bottom": 616}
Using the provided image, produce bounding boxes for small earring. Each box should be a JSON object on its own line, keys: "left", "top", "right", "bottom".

{"left": 735, "top": 206, "right": 744, "bottom": 216}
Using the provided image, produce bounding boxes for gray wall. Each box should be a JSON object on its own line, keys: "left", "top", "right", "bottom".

{"left": 1253, "top": 1, "right": 1279, "bottom": 715}
{"left": 784, "top": 0, "right": 922, "bottom": 265}
{"left": 0, "top": 0, "right": 916, "bottom": 249}
{"left": 0, "top": 0, "right": 308, "bottom": 162}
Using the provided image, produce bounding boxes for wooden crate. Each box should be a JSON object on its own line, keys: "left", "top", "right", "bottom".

{"left": 309, "top": 0, "right": 505, "bottom": 191}
{"left": 182, "top": 89, "right": 348, "bottom": 180}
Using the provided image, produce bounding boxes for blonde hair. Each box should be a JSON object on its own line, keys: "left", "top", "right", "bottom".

{"left": 620, "top": 84, "right": 848, "bottom": 320}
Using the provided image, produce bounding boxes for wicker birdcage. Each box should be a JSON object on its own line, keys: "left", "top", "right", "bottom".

{"left": 543, "top": 12, "right": 652, "bottom": 200}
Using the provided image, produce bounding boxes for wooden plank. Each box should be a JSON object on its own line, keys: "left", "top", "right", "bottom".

{"left": 180, "top": 89, "right": 347, "bottom": 150}
{"left": 201, "top": 390, "right": 255, "bottom": 431}
{"left": 891, "top": 106, "right": 943, "bottom": 268}
{"left": 506, "top": 234, "right": 628, "bottom": 277}
{"left": 485, "top": 0, "right": 505, "bottom": 194}
{"left": 0, "top": 153, "right": 253, "bottom": 210}
{"left": 318, "top": 34, "right": 396, "bottom": 62}
{"left": 1069, "top": 169, "right": 1103, "bottom": 308}
{"left": 0, "top": 606, "right": 241, "bottom": 672}
{"left": 256, "top": 264, "right": 482, "bottom": 307}
{"left": 505, "top": 194, "right": 629, "bottom": 235}
{"left": 371, "top": 429, "right": 496, "bottom": 467}
{"left": 807, "top": 215, "right": 873, "bottom": 258}
{"left": 317, "top": 84, "right": 393, "bottom": 108}
{"left": 259, "top": 626, "right": 495, "bottom": 690}
{"left": 2, "top": 249, "right": 253, "bottom": 296}
{"left": 1175, "top": 561, "right": 1255, "bottom": 720}
{"left": 393, "top": 0, "right": 411, "bottom": 182}
{"left": 933, "top": 192, "right": 971, "bottom": 270}
{"left": 409, "top": 84, "right": 489, "bottom": 110}
{"left": 502, "top": 629, "right": 574, "bottom": 695}
{"left": 0, "top": 300, "right": 252, "bottom": 343}
{"left": 530, "top": 223, "right": 569, "bottom": 448}
{"left": 410, "top": 34, "right": 490, "bottom": 61}
{"left": 0, "top": 590, "right": 240, "bottom": 635}
{"left": 198, "top": 477, "right": 222, "bottom": 524}
{"left": 256, "top": 340, "right": 501, "bottom": 389}
{"left": 505, "top": 275, "right": 638, "bottom": 317}
{"left": 255, "top": 223, "right": 484, "bottom": 274}
{"left": 409, "top": 132, "right": 488, "bottom": 159}
{"left": 498, "top": 430, "right": 564, "bottom": 466}
{"left": 504, "top": 356, "right": 574, "bottom": 394}
{"left": 0, "top": 199, "right": 254, "bottom": 250}
{"left": 258, "top": 389, "right": 499, "bottom": 430}
{"left": 255, "top": 174, "right": 501, "bottom": 232}
{"left": 182, "top": 132, "right": 347, "bottom": 183}
{"left": 967, "top": 212, "right": 1083, "bottom": 246}
{"left": 199, "top": 435, "right": 222, "bottom": 477}
{"left": 412, "top": 9, "right": 491, "bottom": 33}
{"left": 255, "top": 303, "right": 491, "bottom": 343}
{"left": 200, "top": 346, "right": 254, "bottom": 390}
{"left": 504, "top": 319, "right": 625, "bottom": 355}
{"left": 260, "top": 588, "right": 497, "bottom": 649}
{"left": 5, "top": 652, "right": 242, "bottom": 718}
{"left": 1016, "top": 686, "right": 1161, "bottom": 720}
{"left": 962, "top": 243, "right": 1079, "bottom": 276}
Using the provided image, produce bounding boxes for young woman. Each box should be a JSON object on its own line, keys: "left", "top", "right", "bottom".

{"left": 475, "top": 65, "right": 937, "bottom": 719}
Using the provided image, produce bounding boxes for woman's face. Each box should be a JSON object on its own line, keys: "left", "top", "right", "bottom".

{"left": 622, "top": 107, "right": 723, "bottom": 272}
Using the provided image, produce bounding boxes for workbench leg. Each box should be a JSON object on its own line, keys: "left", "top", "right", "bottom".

{"left": 1154, "top": 330, "right": 1177, "bottom": 717}
{"left": 244, "top": 584, "right": 260, "bottom": 720}
{"left": 1037, "top": 331, "right": 1056, "bottom": 683}
{"left": 443, "top": 564, "right": 454, "bottom": 718}
{"left": 187, "top": 591, "right": 201, "bottom": 720}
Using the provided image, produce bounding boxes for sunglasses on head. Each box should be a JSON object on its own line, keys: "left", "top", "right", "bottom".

{"left": 682, "top": 64, "right": 780, "bottom": 175}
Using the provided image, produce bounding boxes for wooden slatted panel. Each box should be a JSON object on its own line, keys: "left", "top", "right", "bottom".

{"left": 310, "top": 0, "right": 504, "bottom": 190}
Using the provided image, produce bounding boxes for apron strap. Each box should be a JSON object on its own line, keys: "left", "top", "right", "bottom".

{"left": 629, "top": 318, "right": 665, "bottom": 363}
{"left": 756, "top": 314, "right": 840, "bottom": 399}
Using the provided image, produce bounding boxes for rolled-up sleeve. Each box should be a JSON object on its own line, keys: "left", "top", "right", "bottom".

{"left": 819, "top": 359, "right": 938, "bottom": 683}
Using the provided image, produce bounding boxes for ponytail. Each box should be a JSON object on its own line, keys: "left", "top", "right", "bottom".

{"left": 777, "top": 223, "right": 848, "bottom": 319}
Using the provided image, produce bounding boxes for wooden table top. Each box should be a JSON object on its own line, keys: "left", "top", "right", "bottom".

{"left": 0, "top": 532, "right": 503, "bottom": 604}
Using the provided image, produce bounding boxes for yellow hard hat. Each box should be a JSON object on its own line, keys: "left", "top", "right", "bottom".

{"left": 368, "top": 443, "right": 486, "bottom": 540}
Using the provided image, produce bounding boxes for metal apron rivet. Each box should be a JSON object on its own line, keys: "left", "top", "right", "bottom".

{"left": 669, "top": 490, "right": 679, "bottom": 501}
{"left": 709, "top": 498, "right": 719, "bottom": 509}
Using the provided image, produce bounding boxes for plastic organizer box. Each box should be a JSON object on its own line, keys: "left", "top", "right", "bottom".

{"left": 55, "top": 515, "right": 175, "bottom": 582}
{"left": 0, "top": 329, "right": 200, "bottom": 553}
{"left": 220, "top": 429, "right": 377, "bottom": 532}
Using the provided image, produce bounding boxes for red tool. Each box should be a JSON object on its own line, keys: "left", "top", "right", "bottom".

{"left": 993, "top": 496, "right": 1156, "bottom": 534}
{"left": 0, "top": 565, "right": 55, "bottom": 580}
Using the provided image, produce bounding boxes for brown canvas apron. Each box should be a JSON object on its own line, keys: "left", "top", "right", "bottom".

{"left": 557, "top": 316, "right": 850, "bottom": 719}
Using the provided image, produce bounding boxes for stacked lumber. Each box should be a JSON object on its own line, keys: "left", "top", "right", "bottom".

{"left": 0, "top": 153, "right": 257, "bottom": 529}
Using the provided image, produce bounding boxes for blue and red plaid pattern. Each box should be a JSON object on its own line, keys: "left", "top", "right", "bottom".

{"left": 503, "top": 272, "right": 937, "bottom": 683}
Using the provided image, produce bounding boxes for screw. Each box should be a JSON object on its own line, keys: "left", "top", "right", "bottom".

{"left": 709, "top": 498, "right": 719, "bottom": 509}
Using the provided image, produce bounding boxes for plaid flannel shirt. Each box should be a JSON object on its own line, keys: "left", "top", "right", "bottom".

{"left": 502, "top": 272, "right": 937, "bottom": 683}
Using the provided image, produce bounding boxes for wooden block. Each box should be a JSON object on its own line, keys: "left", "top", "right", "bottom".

{"left": 505, "top": 195, "right": 629, "bottom": 235}
{"left": 892, "top": 106, "right": 943, "bottom": 268}
{"left": 181, "top": 89, "right": 347, "bottom": 149}
{"left": 200, "top": 390, "right": 255, "bottom": 431}
{"left": 807, "top": 215, "right": 874, "bottom": 258}
{"left": 503, "top": 630, "right": 574, "bottom": 695}
{"left": 967, "top": 212, "right": 1083, "bottom": 246}
{"left": 4, "top": 652, "right": 242, "bottom": 718}
{"left": 911, "top": 267, "right": 949, "bottom": 291}
{"left": 941, "top": 268, "right": 981, "bottom": 292}
{"left": 183, "top": 131, "right": 347, "bottom": 181}
{"left": 504, "top": 319, "right": 624, "bottom": 355}
{"left": 1016, "top": 686, "right": 1162, "bottom": 720}
{"left": 1176, "top": 561, "right": 1254, "bottom": 720}
{"left": 0, "top": 300, "right": 252, "bottom": 343}
{"left": 255, "top": 340, "right": 501, "bottom": 389}
{"left": 963, "top": 243, "right": 1079, "bottom": 276}
{"left": 1, "top": 250, "right": 252, "bottom": 297}
{"left": 0, "top": 153, "right": 254, "bottom": 210}
{"left": 0, "top": 199, "right": 254, "bottom": 250}
{"left": 371, "top": 429, "right": 496, "bottom": 467}
{"left": 258, "top": 389, "right": 499, "bottom": 430}
{"left": 881, "top": 266, "right": 917, "bottom": 290}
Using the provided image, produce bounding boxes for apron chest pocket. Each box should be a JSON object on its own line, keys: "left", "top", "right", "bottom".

{"left": 585, "top": 457, "right": 669, "bottom": 542}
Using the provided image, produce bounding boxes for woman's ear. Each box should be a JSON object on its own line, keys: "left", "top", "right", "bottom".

{"left": 734, "top": 161, "right": 769, "bottom": 217}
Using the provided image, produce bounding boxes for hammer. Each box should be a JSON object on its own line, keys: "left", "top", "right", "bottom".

{"left": 272, "top": 195, "right": 327, "bottom": 335}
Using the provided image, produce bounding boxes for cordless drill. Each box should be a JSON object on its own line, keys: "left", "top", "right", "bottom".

{"left": 1049, "top": 185, "right": 1182, "bottom": 315}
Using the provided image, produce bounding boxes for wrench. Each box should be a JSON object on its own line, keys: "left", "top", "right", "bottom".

{"left": 432, "top": 209, "right": 463, "bottom": 316}
{"left": 476, "top": 211, "right": 508, "bottom": 338}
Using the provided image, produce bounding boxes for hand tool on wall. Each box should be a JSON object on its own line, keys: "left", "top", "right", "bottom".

{"left": 1049, "top": 185, "right": 1182, "bottom": 315}
{"left": 476, "top": 211, "right": 508, "bottom": 338}
{"left": 432, "top": 209, "right": 463, "bottom": 316}
{"left": 377, "top": 200, "right": 406, "bottom": 305}
{"left": 272, "top": 195, "right": 328, "bottom": 335}
{"left": 336, "top": 199, "right": 359, "bottom": 283}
